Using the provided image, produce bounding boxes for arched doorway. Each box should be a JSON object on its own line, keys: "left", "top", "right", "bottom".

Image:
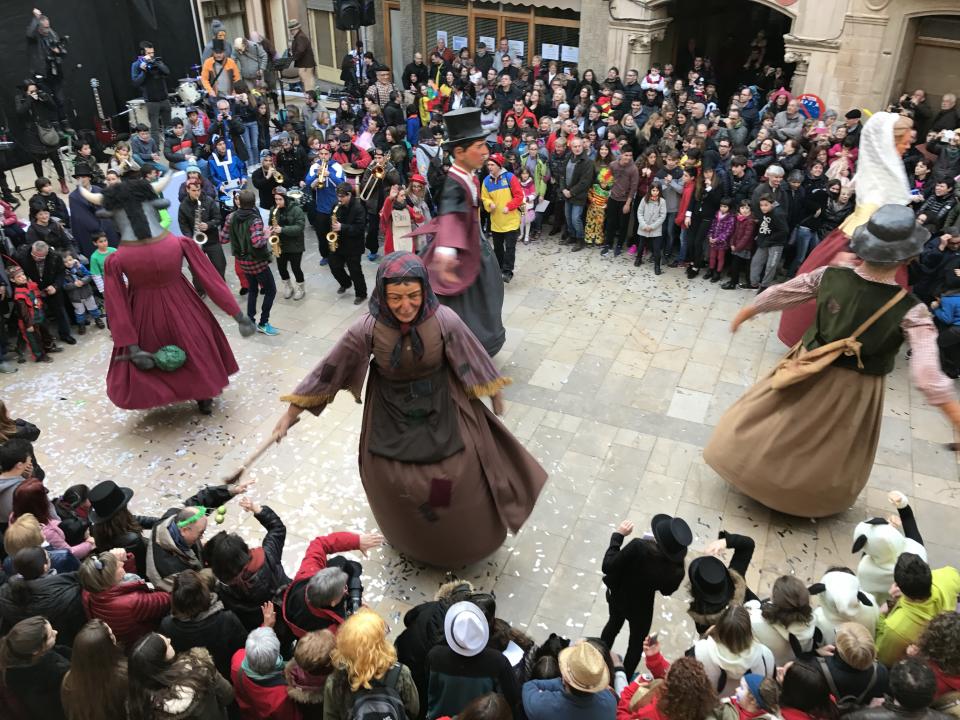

{"left": 665, "top": 0, "right": 793, "bottom": 101}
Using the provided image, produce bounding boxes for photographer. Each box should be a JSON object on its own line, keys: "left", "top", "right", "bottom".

{"left": 891, "top": 89, "right": 933, "bottom": 136}
{"left": 130, "top": 40, "right": 171, "bottom": 146}
{"left": 14, "top": 80, "right": 67, "bottom": 189}
{"left": 281, "top": 529, "right": 383, "bottom": 639}
{"left": 209, "top": 98, "right": 249, "bottom": 162}
{"left": 25, "top": 7, "right": 69, "bottom": 125}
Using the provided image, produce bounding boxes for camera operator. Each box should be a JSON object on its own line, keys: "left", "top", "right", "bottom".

{"left": 209, "top": 98, "right": 249, "bottom": 163}
{"left": 26, "top": 7, "right": 69, "bottom": 127}
{"left": 131, "top": 40, "right": 172, "bottom": 146}
{"left": 15, "top": 80, "right": 67, "bottom": 190}
{"left": 281, "top": 529, "right": 383, "bottom": 639}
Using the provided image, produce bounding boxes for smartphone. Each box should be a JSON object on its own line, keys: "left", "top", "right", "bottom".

{"left": 648, "top": 633, "right": 658, "bottom": 644}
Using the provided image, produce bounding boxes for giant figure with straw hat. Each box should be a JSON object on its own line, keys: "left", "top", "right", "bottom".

{"left": 409, "top": 108, "right": 506, "bottom": 357}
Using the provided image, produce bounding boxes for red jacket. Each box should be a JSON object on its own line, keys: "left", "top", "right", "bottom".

{"left": 231, "top": 649, "right": 302, "bottom": 720}
{"left": 931, "top": 660, "right": 960, "bottom": 700}
{"left": 333, "top": 144, "right": 371, "bottom": 171}
{"left": 505, "top": 108, "right": 537, "bottom": 129}
{"left": 282, "top": 532, "right": 359, "bottom": 639}
{"left": 1, "top": 199, "right": 17, "bottom": 227}
{"left": 617, "top": 682, "right": 666, "bottom": 720}
{"left": 82, "top": 580, "right": 171, "bottom": 646}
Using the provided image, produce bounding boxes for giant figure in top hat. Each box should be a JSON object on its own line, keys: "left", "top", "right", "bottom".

{"left": 410, "top": 108, "right": 506, "bottom": 356}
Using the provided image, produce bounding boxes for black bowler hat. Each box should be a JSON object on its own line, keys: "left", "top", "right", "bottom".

{"left": 442, "top": 107, "right": 487, "bottom": 148}
{"left": 88, "top": 480, "right": 134, "bottom": 524}
{"left": 850, "top": 204, "right": 929, "bottom": 264}
{"left": 73, "top": 162, "right": 94, "bottom": 179}
{"left": 688, "top": 555, "right": 733, "bottom": 605}
{"left": 651, "top": 513, "right": 693, "bottom": 562}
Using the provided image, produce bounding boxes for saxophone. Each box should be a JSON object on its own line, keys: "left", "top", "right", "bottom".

{"left": 192, "top": 199, "right": 207, "bottom": 245}
{"left": 326, "top": 202, "right": 340, "bottom": 253}
{"left": 268, "top": 207, "right": 281, "bottom": 257}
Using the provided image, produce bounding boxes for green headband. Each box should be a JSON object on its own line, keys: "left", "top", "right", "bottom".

{"left": 176, "top": 506, "right": 207, "bottom": 528}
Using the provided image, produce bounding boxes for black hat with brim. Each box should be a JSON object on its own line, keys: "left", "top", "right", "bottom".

{"left": 689, "top": 555, "right": 734, "bottom": 605}
{"left": 88, "top": 480, "right": 134, "bottom": 524}
{"left": 442, "top": 107, "right": 487, "bottom": 148}
{"left": 651, "top": 513, "right": 693, "bottom": 562}
{"left": 850, "top": 204, "right": 929, "bottom": 264}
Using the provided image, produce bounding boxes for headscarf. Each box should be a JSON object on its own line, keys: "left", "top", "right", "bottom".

{"left": 368, "top": 252, "right": 440, "bottom": 368}
{"left": 851, "top": 111, "right": 911, "bottom": 208}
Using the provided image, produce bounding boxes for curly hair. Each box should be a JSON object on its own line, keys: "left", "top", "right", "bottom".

{"left": 920, "top": 612, "right": 960, "bottom": 676}
{"left": 658, "top": 656, "right": 718, "bottom": 720}
{"left": 331, "top": 608, "right": 397, "bottom": 692}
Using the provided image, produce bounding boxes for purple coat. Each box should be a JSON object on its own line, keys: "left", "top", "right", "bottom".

{"left": 708, "top": 211, "right": 736, "bottom": 249}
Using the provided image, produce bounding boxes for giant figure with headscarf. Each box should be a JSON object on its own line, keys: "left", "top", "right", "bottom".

{"left": 80, "top": 173, "right": 255, "bottom": 414}
{"left": 271, "top": 252, "right": 546, "bottom": 567}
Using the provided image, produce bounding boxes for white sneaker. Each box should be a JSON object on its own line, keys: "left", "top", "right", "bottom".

{"left": 292, "top": 282, "right": 305, "bottom": 300}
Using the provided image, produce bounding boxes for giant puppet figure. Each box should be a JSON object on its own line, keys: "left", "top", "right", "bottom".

{"left": 273, "top": 252, "right": 546, "bottom": 567}
{"left": 410, "top": 108, "right": 506, "bottom": 357}
{"left": 80, "top": 174, "right": 255, "bottom": 414}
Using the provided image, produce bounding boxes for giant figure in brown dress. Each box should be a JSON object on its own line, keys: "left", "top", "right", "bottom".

{"left": 273, "top": 252, "right": 546, "bottom": 567}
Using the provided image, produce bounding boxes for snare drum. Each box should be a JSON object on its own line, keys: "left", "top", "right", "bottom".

{"left": 177, "top": 79, "right": 201, "bottom": 106}
{"left": 126, "top": 98, "right": 149, "bottom": 128}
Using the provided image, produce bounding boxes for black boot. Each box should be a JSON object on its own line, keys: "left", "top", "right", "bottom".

{"left": 571, "top": 240, "right": 584, "bottom": 252}
{"left": 197, "top": 399, "right": 214, "bottom": 415}
{"left": 721, "top": 278, "right": 737, "bottom": 289}
{"left": 654, "top": 262, "right": 662, "bottom": 275}
{"left": 634, "top": 254, "right": 642, "bottom": 267}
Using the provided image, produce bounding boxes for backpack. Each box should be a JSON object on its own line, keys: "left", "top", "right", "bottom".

{"left": 425, "top": 149, "right": 447, "bottom": 199}
{"left": 349, "top": 663, "right": 408, "bottom": 720}
{"left": 817, "top": 657, "right": 877, "bottom": 715}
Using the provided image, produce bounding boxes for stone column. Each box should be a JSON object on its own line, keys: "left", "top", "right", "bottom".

{"left": 579, "top": 0, "right": 670, "bottom": 77}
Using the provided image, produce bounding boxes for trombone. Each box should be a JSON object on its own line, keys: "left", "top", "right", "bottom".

{"left": 359, "top": 160, "right": 386, "bottom": 202}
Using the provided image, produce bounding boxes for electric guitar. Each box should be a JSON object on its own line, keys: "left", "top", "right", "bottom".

{"left": 90, "top": 78, "right": 117, "bottom": 146}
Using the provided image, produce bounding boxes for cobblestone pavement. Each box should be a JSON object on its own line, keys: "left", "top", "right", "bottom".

{"left": 8, "top": 233, "right": 958, "bottom": 658}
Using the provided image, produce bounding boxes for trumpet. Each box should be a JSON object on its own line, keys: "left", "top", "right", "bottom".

{"left": 311, "top": 160, "right": 329, "bottom": 190}
{"left": 192, "top": 198, "right": 207, "bottom": 246}
{"left": 268, "top": 207, "right": 281, "bottom": 257}
{"left": 359, "top": 161, "right": 386, "bottom": 202}
{"left": 272, "top": 168, "right": 284, "bottom": 185}
{"left": 326, "top": 202, "right": 340, "bottom": 253}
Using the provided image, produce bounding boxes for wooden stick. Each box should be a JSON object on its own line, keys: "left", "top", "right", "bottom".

{"left": 223, "top": 434, "right": 279, "bottom": 485}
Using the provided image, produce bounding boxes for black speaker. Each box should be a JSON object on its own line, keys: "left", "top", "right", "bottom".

{"left": 334, "top": 0, "right": 362, "bottom": 30}
{"left": 361, "top": 0, "right": 376, "bottom": 26}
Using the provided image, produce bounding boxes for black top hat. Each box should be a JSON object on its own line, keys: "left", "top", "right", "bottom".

{"left": 850, "top": 204, "right": 929, "bottom": 264}
{"left": 88, "top": 480, "right": 134, "bottom": 524}
{"left": 651, "top": 513, "right": 693, "bottom": 562}
{"left": 689, "top": 555, "right": 734, "bottom": 605}
{"left": 73, "top": 162, "right": 94, "bottom": 179}
{"left": 442, "top": 107, "right": 487, "bottom": 148}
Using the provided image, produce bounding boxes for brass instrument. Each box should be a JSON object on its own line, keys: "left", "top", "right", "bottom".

{"left": 272, "top": 168, "right": 284, "bottom": 185}
{"left": 359, "top": 160, "right": 386, "bottom": 202}
{"left": 192, "top": 198, "right": 207, "bottom": 246}
{"left": 268, "top": 208, "right": 281, "bottom": 257}
{"left": 326, "top": 202, "right": 340, "bottom": 253}
{"left": 310, "top": 160, "right": 329, "bottom": 190}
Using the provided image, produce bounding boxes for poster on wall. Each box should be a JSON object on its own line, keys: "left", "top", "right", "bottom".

{"left": 560, "top": 45, "right": 579, "bottom": 63}
{"left": 452, "top": 35, "right": 468, "bottom": 51}
{"left": 479, "top": 35, "right": 496, "bottom": 50}
{"left": 508, "top": 39, "right": 524, "bottom": 60}
{"left": 437, "top": 30, "right": 448, "bottom": 46}
{"left": 541, "top": 43, "right": 559, "bottom": 61}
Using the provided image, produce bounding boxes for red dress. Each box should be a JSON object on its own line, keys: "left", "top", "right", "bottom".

{"left": 104, "top": 233, "right": 242, "bottom": 409}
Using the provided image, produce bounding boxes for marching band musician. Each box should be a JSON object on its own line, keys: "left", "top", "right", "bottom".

{"left": 304, "top": 144, "right": 345, "bottom": 263}
{"left": 326, "top": 183, "right": 368, "bottom": 305}
{"left": 178, "top": 179, "right": 225, "bottom": 297}
{"left": 269, "top": 186, "right": 307, "bottom": 301}
{"left": 359, "top": 145, "right": 401, "bottom": 261}
{"left": 252, "top": 149, "right": 285, "bottom": 210}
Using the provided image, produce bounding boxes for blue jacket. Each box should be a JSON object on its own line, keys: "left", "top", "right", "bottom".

{"left": 522, "top": 678, "right": 616, "bottom": 720}
{"left": 305, "top": 160, "right": 345, "bottom": 214}
{"left": 208, "top": 147, "right": 248, "bottom": 200}
{"left": 934, "top": 294, "right": 960, "bottom": 326}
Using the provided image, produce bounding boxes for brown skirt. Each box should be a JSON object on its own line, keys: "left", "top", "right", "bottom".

{"left": 358, "top": 367, "right": 547, "bottom": 567}
{"left": 703, "top": 363, "right": 884, "bottom": 518}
